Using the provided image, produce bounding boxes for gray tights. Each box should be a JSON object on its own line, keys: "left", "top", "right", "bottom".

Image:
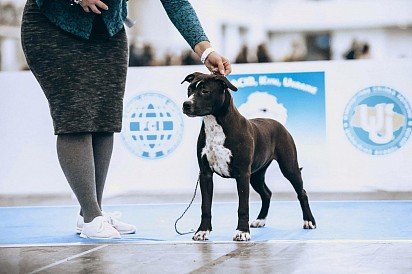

{"left": 56, "top": 132, "right": 113, "bottom": 223}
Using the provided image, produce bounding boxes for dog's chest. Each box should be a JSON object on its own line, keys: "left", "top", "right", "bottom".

{"left": 201, "top": 115, "right": 232, "bottom": 177}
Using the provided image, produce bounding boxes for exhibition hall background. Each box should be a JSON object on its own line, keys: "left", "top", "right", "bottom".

{"left": 1, "top": 59, "right": 411, "bottom": 197}
{"left": 0, "top": 0, "right": 411, "bottom": 199}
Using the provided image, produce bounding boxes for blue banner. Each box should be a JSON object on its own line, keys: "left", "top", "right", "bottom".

{"left": 227, "top": 72, "right": 326, "bottom": 144}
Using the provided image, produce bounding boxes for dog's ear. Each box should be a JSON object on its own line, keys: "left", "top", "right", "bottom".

{"left": 181, "top": 72, "right": 202, "bottom": 84}
{"left": 213, "top": 75, "right": 238, "bottom": 91}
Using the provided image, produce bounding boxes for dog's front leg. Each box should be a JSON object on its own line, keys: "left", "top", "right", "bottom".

{"left": 193, "top": 172, "right": 213, "bottom": 241}
{"left": 233, "top": 173, "right": 251, "bottom": 241}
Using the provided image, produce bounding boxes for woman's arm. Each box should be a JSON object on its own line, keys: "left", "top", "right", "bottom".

{"left": 160, "top": 0, "right": 209, "bottom": 49}
{"left": 160, "top": 0, "right": 231, "bottom": 75}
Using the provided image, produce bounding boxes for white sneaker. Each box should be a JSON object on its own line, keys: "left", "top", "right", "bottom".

{"left": 105, "top": 215, "right": 136, "bottom": 234}
{"left": 76, "top": 211, "right": 136, "bottom": 235}
{"left": 79, "top": 216, "right": 121, "bottom": 239}
{"left": 76, "top": 211, "right": 120, "bottom": 233}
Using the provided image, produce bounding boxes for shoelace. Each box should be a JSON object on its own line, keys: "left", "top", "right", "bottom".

{"left": 104, "top": 216, "right": 117, "bottom": 227}
{"left": 96, "top": 218, "right": 111, "bottom": 233}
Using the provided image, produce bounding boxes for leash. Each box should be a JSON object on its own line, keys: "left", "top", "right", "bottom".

{"left": 174, "top": 174, "right": 200, "bottom": 235}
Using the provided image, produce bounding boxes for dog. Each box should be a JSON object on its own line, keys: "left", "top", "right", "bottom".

{"left": 181, "top": 72, "right": 316, "bottom": 241}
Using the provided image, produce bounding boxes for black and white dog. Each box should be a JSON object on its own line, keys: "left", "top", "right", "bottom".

{"left": 182, "top": 72, "right": 316, "bottom": 241}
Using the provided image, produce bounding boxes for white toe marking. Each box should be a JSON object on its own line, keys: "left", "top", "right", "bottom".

{"left": 250, "top": 219, "right": 266, "bottom": 228}
{"left": 233, "top": 230, "right": 251, "bottom": 241}
{"left": 303, "top": 220, "right": 316, "bottom": 229}
{"left": 193, "top": 230, "right": 210, "bottom": 241}
{"left": 308, "top": 221, "right": 316, "bottom": 229}
{"left": 202, "top": 115, "right": 232, "bottom": 177}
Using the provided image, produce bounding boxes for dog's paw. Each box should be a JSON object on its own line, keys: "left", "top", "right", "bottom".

{"left": 303, "top": 220, "right": 316, "bottom": 229}
{"left": 192, "top": 230, "right": 210, "bottom": 241}
{"left": 233, "top": 230, "right": 251, "bottom": 241}
{"left": 250, "top": 219, "right": 266, "bottom": 228}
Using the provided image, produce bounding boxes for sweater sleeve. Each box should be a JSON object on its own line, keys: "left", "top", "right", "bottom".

{"left": 160, "top": 0, "right": 209, "bottom": 49}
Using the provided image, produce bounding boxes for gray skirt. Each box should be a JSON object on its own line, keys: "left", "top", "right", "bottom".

{"left": 21, "top": 0, "right": 128, "bottom": 134}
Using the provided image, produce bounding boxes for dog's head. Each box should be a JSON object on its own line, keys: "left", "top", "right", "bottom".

{"left": 181, "top": 72, "right": 238, "bottom": 117}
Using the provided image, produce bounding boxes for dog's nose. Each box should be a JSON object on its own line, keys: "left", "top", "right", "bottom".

{"left": 183, "top": 101, "right": 193, "bottom": 110}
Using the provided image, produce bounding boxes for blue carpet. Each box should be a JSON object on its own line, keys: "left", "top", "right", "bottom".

{"left": 0, "top": 201, "right": 411, "bottom": 246}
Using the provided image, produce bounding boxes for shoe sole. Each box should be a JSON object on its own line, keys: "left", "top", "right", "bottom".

{"left": 119, "top": 229, "right": 136, "bottom": 234}
{"left": 77, "top": 227, "right": 136, "bottom": 235}
{"left": 79, "top": 233, "right": 121, "bottom": 239}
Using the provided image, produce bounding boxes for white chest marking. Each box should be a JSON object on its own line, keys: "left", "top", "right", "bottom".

{"left": 201, "top": 115, "right": 232, "bottom": 176}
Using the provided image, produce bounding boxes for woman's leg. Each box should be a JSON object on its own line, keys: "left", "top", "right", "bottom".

{"left": 92, "top": 132, "right": 114, "bottom": 209}
{"left": 60, "top": 132, "right": 136, "bottom": 235}
{"left": 56, "top": 133, "right": 102, "bottom": 223}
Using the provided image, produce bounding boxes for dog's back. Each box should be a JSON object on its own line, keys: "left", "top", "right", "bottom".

{"left": 247, "top": 118, "right": 296, "bottom": 171}
{"left": 249, "top": 117, "right": 293, "bottom": 143}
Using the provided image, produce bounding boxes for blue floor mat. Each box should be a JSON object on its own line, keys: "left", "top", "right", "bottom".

{"left": 0, "top": 201, "right": 411, "bottom": 246}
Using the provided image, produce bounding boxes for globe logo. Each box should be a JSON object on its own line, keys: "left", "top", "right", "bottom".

{"left": 343, "top": 86, "right": 412, "bottom": 155}
{"left": 121, "top": 92, "right": 184, "bottom": 159}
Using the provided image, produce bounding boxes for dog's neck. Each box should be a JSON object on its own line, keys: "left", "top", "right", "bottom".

{"left": 205, "top": 90, "right": 243, "bottom": 127}
{"left": 214, "top": 90, "right": 232, "bottom": 116}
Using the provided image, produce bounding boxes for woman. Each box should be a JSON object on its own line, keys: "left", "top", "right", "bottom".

{"left": 21, "top": 0, "right": 232, "bottom": 239}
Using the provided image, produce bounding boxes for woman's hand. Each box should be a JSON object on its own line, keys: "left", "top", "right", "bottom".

{"left": 79, "top": 0, "right": 108, "bottom": 14}
{"left": 194, "top": 41, "right": 232, "bottom": 76}
{"left": 204, "top": 52, "right": 232, "bottom": 76}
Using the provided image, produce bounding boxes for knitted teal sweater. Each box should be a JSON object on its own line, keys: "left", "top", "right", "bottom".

{"left": 35, "top": 0, "right": 209, "bottom": 48}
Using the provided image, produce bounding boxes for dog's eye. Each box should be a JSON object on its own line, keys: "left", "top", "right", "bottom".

{"left": 201, "top": 89, "right": 210, "bottom": 94}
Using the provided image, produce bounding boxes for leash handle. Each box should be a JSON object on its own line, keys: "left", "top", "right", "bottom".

{"left": 174, "top": 175, "right": 200, "bottom": 235}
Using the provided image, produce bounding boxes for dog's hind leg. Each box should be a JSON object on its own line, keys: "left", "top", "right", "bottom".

{"left": 279, "top": 162, "right": 316, "bottom": 229}
{"left": 250, "top": 164, "right": 272, "bottom": 228}
{"left": 276, "top": 140, "right": 316, "bottom": 229}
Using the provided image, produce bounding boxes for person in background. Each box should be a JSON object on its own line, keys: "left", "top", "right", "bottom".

{"left": 357, "top": 42, "right": 371, "bottom": 59}
{"left": 283, "top": 40, "right": 307, "bottom": 62}
{"left": 256, "top": 43, "right": 272, "bottom": 63}
{"left": 129, "top": 42, "right": 155, "bottom": 67}
{"left": 235, "top": 44, "right": 250, "bottom": 63}
{"left": 21, "top": 0, "right": 231, "bottom": 239}
{"left": 343, "top": 39, "right": 359, "bottom": 60}
{"left": 181, "top": 49, "right": 202, "bottom": 65}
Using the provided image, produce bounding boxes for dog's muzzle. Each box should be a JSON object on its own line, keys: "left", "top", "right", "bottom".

{"left": 182, "top": 100, "right": 196, "bottom": 117}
